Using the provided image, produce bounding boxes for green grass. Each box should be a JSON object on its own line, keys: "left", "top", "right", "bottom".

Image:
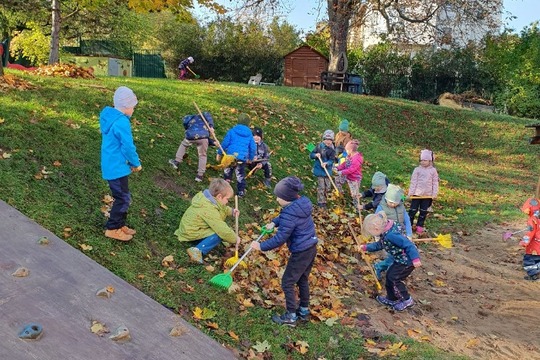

{"left": 0, "top": 70, "right": 535, "bottom": 359}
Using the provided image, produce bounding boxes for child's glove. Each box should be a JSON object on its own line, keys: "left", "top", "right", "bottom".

{"left": 520, "top": 236, "right": 530, "bottom": 247}
{"left": 264, "top": 222, "right": 275, "bottom": 231}
{"left": 412, "top": 258, "right": 422, "bottom": 268}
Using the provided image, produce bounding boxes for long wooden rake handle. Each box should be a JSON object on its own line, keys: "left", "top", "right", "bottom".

{"left": 193, "top": 101, "right": 226, "bottom": 155}
{"left": 347, "top": 223, "right": 382, "bottom": 291}
{"left": 318, "top": 157, "right": 340, "bottom": 194}
{"left": 234, "top": 196, "right": 239, "bottom": 254}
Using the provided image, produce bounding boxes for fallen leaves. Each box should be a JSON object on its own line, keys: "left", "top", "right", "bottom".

{"left": 79, "top": 243, "right": 93, "bottom": 251}
{"left": 34, "top": 64, "right": 95, "bottom": 79}
{"left": 192, "top": 307, "right": 217, "bottom": 320}
{"left": 252, "top": 340, "right": 271, "bottom": 353}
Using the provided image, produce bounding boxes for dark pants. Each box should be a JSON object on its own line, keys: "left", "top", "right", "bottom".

{"left": 282, "top": 245, "right": 317, "bottom": 313}
{"left": 106, "top": 176, "right": 131, "bottom": 230}
{"left": 224, "top": 162, "right": 247, "bottom": 193}
{"left": 247, "top": 162, "right": 272, "bottom": 179}
{"left": 409, "top": 198, "right": 432, "bottom": 227}
{"left": 523, "top": 254, "right": 540, "bottom": 276}
{"left": 385, "top": 262, "right": 415, "bottom": 301}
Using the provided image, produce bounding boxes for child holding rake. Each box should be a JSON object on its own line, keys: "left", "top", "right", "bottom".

{"left": 361, "top": 211, "right": 421, "bottom": 311}
{"left": 250, "top": 177, "right": 318, "bottom": 327}
{"left": 310, "top": 130, "right": 336, "bottom": 208}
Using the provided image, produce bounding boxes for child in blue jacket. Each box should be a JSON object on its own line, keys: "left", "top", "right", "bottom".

{"left": 169, "top": 111, "right": 215, "bottom": 182}
{"left": 361, "top": 211, "right": 421, "bottom": 312}
{"left": 310, "top": 130, "right": 336, "bottom": 208}
{"left": 100, "top": 86, "right": 141, "bottom": 242}
{"left": 251, "top": 177, "right": 318, "bottom": 327}
{"left": 217, "top": 114, "right": 256, "bottom": 197}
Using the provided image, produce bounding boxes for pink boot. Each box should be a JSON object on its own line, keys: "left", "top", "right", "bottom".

{"left": 416, "top": 226, "right": 424, "bottom": 234}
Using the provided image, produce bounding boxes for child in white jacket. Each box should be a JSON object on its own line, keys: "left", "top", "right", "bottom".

{"left": 408, "top": 149, "right": 439, "bottom": 234}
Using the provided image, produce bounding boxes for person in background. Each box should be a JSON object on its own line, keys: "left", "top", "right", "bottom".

{"left": 178, "top": 56, "right": 194, "bottom": 80}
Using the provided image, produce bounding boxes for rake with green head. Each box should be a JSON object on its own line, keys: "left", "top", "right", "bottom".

{"left": 209, "top": 226, "right": 273, "bottom": 290}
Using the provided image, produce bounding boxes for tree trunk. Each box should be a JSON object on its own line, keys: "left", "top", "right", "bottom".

{"left": 49, "top": 0, "right": 61, "bottom": 64}
{"left": 327, "top": 0, "right": 354, "bottom": 73}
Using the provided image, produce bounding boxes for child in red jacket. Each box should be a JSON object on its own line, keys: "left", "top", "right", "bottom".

{"left": 519, "top": 198, "right": 540, "bottom": 280}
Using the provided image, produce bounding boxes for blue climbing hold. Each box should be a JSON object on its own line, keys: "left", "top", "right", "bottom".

{"left": 18, "top": 323, "right": 43, "bottom": 340}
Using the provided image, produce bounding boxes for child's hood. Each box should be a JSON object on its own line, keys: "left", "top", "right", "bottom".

{"left": 191, "top": 189, "right": 218, "bottom": 208}
{"left": 231, "top": 124, "right": 254, "bottom": 138}
{"left": 100, "top": 106, "right": 126, "bottom": 135}
{"left": 282, "top": 196, "right": 313, "bottom": 219}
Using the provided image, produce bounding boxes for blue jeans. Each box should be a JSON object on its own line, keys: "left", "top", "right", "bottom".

{"left": 106, "top": 176, "right": 131, "bottom": 230}
{"left": 194, "top": 234, "right": 222, "bottom": 255}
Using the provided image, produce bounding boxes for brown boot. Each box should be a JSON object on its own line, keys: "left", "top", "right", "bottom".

{"left": 121, "top": 226, "right": 136, "bottom": 235}
{"left": 105, "top": 229, "right": 133, "bottom": 242}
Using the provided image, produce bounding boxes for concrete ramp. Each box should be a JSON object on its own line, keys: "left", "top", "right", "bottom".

{"left": 0, "top": 200, "right": 236, "bottom": 360}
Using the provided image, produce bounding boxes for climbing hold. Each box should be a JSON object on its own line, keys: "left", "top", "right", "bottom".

{"left": 19, "top": 323, "right": 43, "bottom": 340}
{"left": 96, "top": 288, "right": 111, "bottom": 299}
{"left": 109, "top": 325, "right": 130, "bottom": 342}
{"left": 12, "top": 267, "right": 29, "bottom": 277}
{"left": 37, "top": 236, "right": 50, "bottom": 245}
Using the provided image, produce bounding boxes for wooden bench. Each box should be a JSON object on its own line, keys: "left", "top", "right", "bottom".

{"left": 310, "top": 71, "right": 361, "bottom": 93}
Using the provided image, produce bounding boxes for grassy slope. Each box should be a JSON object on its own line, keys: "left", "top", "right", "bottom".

{"left": 0, "top": 71, "right": 535, "bottom": 359}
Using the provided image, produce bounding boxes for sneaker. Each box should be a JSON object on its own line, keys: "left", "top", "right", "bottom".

{"left": 271, "top": 312, "right": 297, "bottom": 327}
{"left": 238, "top": 190, "right": 245, "bottom": 198}
{"left": 393, "top": 297, "right": 414, "bottom": 312}
{"left": 263, "top": 178, "right": 272, "bottom": 189}
{"left": 105, "top": 229, "right": 133, "bottom": 242}
{"left": 187, "top": 247, "right": 203, "bottom": 264}
{"left": 296, "top": 307, "right": 310, "bottom": 321}
{"left": 317, "top": 203, "right": 327, "bottom": 209}
{"left": 376, "top": 295, "right": 398, "bottom": 307}
{"left": 195, "top": 175, "right": 203, "bottom": 182}
{"left": 524, "top": 274, "right": 540, "bottom": 281}
{"left": 168, "top": 159, "right": 180, "bottom": 169}
{"left": 121, "top": 226, "right": 136, "bottom": 235}
{"left": 416, "top": 226, "right": 424, "bottom": 234}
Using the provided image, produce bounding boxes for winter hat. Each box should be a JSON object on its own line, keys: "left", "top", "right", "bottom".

{"left": 274, "top": 176, "right": 304, "bottom": 202}
{"left": 420, "top": 149, "right": 434, "bottom": 161}
{"left": 385, "top": 184, "right": 404, "bottom": 204}
{"left": 339, "top": 119, "right": 349, "bottom": 132}
{"left": 347, "top": 139, "right": 359, "bottom": 152}
{"left": 188, "top": 56, "right": 194, "bottom": 63}
{"left": 238, "top": 113, "right": 251, "bottom": 126}
{"left": 113, "top": 86, "right": 138, "bottom": 109}
{"left": 371, "top": 171, "right": 387, "bottom": 188}
{"left": 363, "top": 211, "right": 388, "bottom": 236}
{"left": 253, "top": 127, "right": 263, "bottom": 138}
{"left": 322, "top": 129, "right": 335, "bottom": 141}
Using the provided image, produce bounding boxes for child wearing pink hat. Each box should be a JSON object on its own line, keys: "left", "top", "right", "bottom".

{"left": 408, "top": 149, "right": 439, "bottom": 234}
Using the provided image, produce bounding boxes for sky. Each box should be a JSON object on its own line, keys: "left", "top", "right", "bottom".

{"left": 195, "top": 0, "right": 539, "bottom": 34}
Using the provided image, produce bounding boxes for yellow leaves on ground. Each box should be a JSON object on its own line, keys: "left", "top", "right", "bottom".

{"left": 205, "top": 321, "right": 219, "bottom": 330}
{"left": 192, "top": 307, "right": 217, "bottom": 320}
{"left": 79, "top": 243, "right": 93, "bottom": 251}
{"left": 466, "top": 338, "right": 480, "bottom": 348}
{"left": 161, "top": 255, "right": 174, "bottom": 267}
{"left": 63, "top": 227, "right": 72, "bottom": 238}
{"left": 252, "top": 340, "right": 271, "bottom": 353}
{"left": 365, "top": 340, "right": 408, "bottom": 357}
{"left": 295, "top": 340, "right": 309, "bottom": 354}
{"left": 53, "top": 160, "right": 62, "bottom": 167}
{"left": 228, "top": 330, "right": 240, "bottom": 341}
{"left": 159, "top": 202, "right": 168, "bottom": 210}
{"left": 34, "top": 166, "right": 53, "bottom": 180}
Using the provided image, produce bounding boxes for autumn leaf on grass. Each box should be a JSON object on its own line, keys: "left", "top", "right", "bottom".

{"left": 53, "top": 160, "right": 62, "bottom": 167}
{"left": 466, "top": 338, "right": 480, "bottom": 348}
{"left": 192, "top": 307, "right": 217, "bottom": 320}
{"left": 102, "top": 195, "right": 114, "bottom": 204}
{"left": 252, "top": 340, "right": 271, "bottom": 353}
{"left": 228, "top": 330, "right": 240, "bottom": 341}
{"left": 434, "top": 279, "right": 447, "bottom": 287}
{"left": 205, "top": 265, "right": 215, "bottom": 272}
{"left": 63, "top": 227, "right": 72, "bottom": 238}
{"left": 158, "top": 270, "right": 166, "bottom": 278}
{"left": 2, "top": 152, "right": 11, "bottom": 159}
{"left": 242, "top": 298, "right": 254, "bottom": 308}
{"left": 206, "top": 321, "right": 219, "bottom": 330}
{"left": 79, "top": 243, "right": 93, "bottom": 251}
{"left": 160, "top": 202, "right": 168, "bottom": 210}
{"left": 161, "top": 255, "right": 174, "bottom": 267}
{"left": 295, "top": 340, "right": 309, "bottom": 354}
{"left": 325, "top": 317, "right": 339, "bottom": 327}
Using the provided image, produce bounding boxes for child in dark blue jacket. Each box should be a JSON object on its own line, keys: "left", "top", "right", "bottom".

{"left": 310, "top": 130, "right": 336, "bottom": 208}
{"left": 218, "top": 114, "right": 256, "bottom": 197}
{"left": 169, "top": 111, "right": 215, "bottom": 182}
{"left": 361, "top": 211, "right": 421, "bottom": 312}
{"left": 251, "top": 177, "right": 318, "bottom": 327}
{"left": 100, "top": 86, "right": 141, "bottom": 242}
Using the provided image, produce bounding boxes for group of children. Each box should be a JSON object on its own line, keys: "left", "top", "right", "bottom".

{"left": 98, "top": 86, "right": 446, "bottom": 327}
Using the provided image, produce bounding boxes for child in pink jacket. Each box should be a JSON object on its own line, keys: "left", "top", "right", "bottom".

{"left": 408, "top": 149, "right": 439, "bottom": 234}
{"left": 335, "top": 139, "right": 363, "bottom": 209}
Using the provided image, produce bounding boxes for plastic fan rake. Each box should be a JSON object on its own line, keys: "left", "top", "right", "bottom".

{"left": 209, "top": 227, "right": 273, "bottom": 290}
{"left": 414, "top": 233, "right": 453, "bottom": 248}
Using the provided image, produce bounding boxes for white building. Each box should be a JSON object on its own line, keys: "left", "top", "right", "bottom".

{"left": 352, "top": 0, "right": 502, "bottom": 50}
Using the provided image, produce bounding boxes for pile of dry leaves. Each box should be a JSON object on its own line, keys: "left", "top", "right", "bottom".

{"left": 0, "top": 74, "right": 35, "bottom": 91}
{"left": 34, "top": 64, "right": 95, "bottom": 79}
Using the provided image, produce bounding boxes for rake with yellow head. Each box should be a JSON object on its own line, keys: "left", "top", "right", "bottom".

{"left": 224, "top": 196, "right": 247, "bottom": 269}
{"left": 414, "top": 233, "right": 453, "bottom": 248}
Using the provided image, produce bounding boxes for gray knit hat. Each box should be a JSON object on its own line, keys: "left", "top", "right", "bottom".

{"left": 371, "top": 171, "right": 387, "bottom": 188}
{"left": 274, "top": 176, "right": 304, "bottom": 202}
{"left": 385, "top": 184, "right": 404, "bottom": 204}
{"left": 322, "top": 129, "right": 335, "bottom": 140}
{"left": 113, "top": 86, "right": 138, "bottom": 109}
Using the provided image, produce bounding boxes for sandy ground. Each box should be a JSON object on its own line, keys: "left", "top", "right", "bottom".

{"left": 355, "top": 222, "right": 540, "bottom": 360}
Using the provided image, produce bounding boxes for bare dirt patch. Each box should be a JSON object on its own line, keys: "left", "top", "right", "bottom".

{"left": 357, "top": 222, "right": 540, "bottom": 360}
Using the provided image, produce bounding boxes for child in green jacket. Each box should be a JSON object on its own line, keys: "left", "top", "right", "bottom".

{"left": 175, "top": 179, "right": 240, "bottom": 263}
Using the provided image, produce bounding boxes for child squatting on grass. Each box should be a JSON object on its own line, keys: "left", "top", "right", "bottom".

{"left": 99, "top": 86, "right": 141, "bottom": 242}
{"left": 408, "top": 149, "right": 439, "bottom": 235}
{"left": 361, "top": 211, "right": 421, "bottom": 312}
{"left": 359, "top": 171, "right": 389, "bottom": 212}
{"left": 175, "top": 179, "right": 240, "bottom": 264}
{"left": 250, "top": 176, "right": 318, "bottom": 327}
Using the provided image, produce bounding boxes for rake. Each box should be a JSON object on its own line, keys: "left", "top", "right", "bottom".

{"left": 502, "top": 226, "right": 533, "bottom": 241}
{"left": 306, "top": 142, "right": 340, "bottom": 197}
{"left": 413, "top": 233, "right": 453, "bottom": 248}
{"left": 193, "top": 101, "right": 236, "bottom": 168}
{"left": 347, "top": 222, "right": 382, "bottom": 292}
{"left": 224, "top": 196, "right": 247, "bottom": 268}
{"left": 209, "top": 227, "right": 273, "bottom": 290}
{"left": 187, "top": 66, "right": 200, "bottom": 79}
